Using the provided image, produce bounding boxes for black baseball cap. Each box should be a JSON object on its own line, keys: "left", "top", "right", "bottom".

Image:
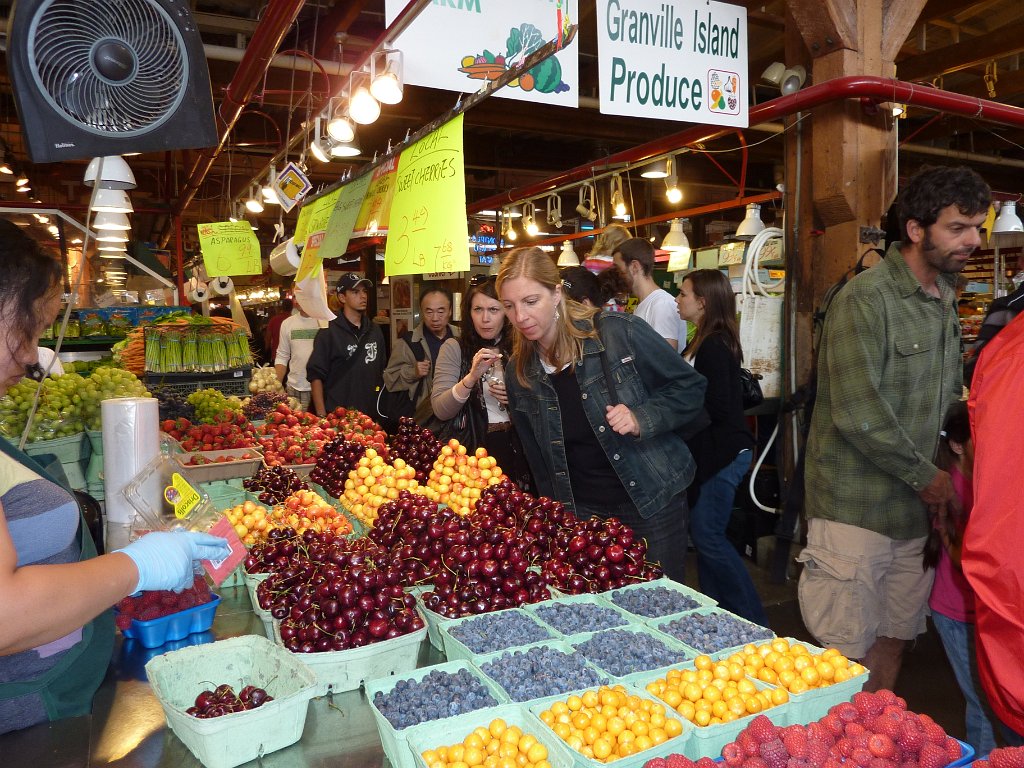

{"left": 336, "top": 272, "right": 372, "bottom": 293}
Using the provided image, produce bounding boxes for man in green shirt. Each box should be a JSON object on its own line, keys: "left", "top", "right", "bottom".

{"left": 798, "top": 165, "right": 990, "bottom": 693}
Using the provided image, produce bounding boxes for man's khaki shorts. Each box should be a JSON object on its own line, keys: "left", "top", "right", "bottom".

{"left": 796, "top": 518, "right": 933, "bottom": 659}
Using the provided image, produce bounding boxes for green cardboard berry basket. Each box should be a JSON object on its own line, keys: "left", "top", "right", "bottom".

{"left": 523, "top": 593, "right": 635, "bottom": 638}
{"left": 439, "top": 607, "right": 558, "bottom": 663}
{"left": 271, "top": 614, "right": 427, "bottom": 695}
{"left": 365, "top": 660, "right": 510, "bottom": 768}
{"left": 526, "top": 684, "right": 693, "bottom": 768}
{"left": 764, "top": 636, "right": 869, "bottom": 724}
{"left": 242, "top": 570, "right": 274, "bottom": 637}
{"left": 650, "top": 607, "right": 775, "bottom": 660}
{"left": 407, "top": 702, "right": 578, "bottom": 768}
{"left": 145, "top": 634, "right": 318, "bottom": 768}
{"left": 621, "top": 659, "right": 791, "bottom": 759}
{"left": 564, "top": 622, "right": 693, "bottom": 682}
{"left": 412, "top": 590, "right": 456, "bottom": 651}
{"left": 603, "top": 577, "right": 718, "bottom": 622}
{"left": 472, "top": 639, "right": 612, "bottom": 704}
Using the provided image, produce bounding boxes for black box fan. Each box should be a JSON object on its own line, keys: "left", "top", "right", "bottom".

{"left": 7, "top": 0, "right": 218, "bottom": 163}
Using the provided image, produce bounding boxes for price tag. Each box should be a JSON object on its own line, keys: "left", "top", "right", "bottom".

{"left": 202, "top": 515, "right": 247, "bottom": 586}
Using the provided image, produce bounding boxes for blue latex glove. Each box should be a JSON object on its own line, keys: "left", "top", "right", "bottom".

{"left": 116, "top": 531, "right": 231, "bottom": 593}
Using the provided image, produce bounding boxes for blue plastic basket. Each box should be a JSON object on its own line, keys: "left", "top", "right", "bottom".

{"left": 120, "top": 594, "right": 221, "bottom": 649}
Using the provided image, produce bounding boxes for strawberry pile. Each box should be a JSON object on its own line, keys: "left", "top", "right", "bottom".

{"left": 114, "top": 575, "right": 214, "bottom": 630}
{"left": 644, "top": 756, "right": 719, "bottom": 768}
{"left": 715, "top": 691, "right": 962, "bottom": 768}
{"left": 161, "top": 415, "right": 256, "bottom": 451}
{"left": 255, "top": 405, "right": 337, "bottom": 465}
{"left": 975, "top": 747, "right": 1024, "bottom": 768}
{"left": 324, "top": 406, "right": 389, "bottom": 456}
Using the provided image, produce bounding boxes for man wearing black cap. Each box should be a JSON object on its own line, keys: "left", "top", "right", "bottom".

{"left": 307, "top": 272, "right": 385, "bottom": 417}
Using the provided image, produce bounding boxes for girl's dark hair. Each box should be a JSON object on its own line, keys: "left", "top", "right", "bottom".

{"left": 0, "top": 219, "right": 62, "bottom": 346}
{"left": 560, "top": 266, "right": 605, "bottom": 306}
{"left": 460, "top": 276, "right": 512, "bottom": 359}
{"left": 682, "top": 269, "right": 742, "bottom": 362}
{"left": 935, "top": 400, "right": 971, "bottom": 473}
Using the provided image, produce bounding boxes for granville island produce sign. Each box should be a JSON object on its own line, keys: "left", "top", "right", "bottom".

{"left": 596, "top": 0, "right": 748, "bottom": 127}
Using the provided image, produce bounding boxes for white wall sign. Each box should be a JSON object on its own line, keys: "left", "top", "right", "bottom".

{"left": 385, "top": 0, "right": 578, "bottom": 107}
{"left": 595, "top": 0, "right": 748, "bottom": 127}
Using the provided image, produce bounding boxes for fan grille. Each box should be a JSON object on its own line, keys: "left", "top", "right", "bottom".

{"left": 28, "top": 0, "right": 189, "bottom": 137}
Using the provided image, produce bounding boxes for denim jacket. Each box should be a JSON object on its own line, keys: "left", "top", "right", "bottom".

{"left": 505, "top": 311, "right": 707, "bottom": 519}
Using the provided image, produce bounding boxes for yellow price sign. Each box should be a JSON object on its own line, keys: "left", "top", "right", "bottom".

{"left": 196, "top": 221, "right": 262, "bottom": 277}
{"left": 384, "top": 115, "right": 469, "bottom": 277}
{"left": 354, "top": 156, "right": 398, "bottom": 236}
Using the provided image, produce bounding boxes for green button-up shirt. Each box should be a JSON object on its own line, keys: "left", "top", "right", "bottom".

{"left": 804, "top": 243, "right": 963, "bottom": 539}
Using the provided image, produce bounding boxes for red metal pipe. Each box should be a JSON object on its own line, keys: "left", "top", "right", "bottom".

{"left": 468, "top": 75, "right": 1024, "bottom": 214}
{"left": 162, "top": 0, "right": 306, "bottom": 244}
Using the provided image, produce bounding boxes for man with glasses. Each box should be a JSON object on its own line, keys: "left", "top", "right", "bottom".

{"left": 383, "top": 286, "right": 458, "bottom": 421}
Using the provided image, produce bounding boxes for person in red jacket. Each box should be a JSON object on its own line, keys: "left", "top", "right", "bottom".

{"left": 962, "top": 311, "right": 1024, "bottom": 744}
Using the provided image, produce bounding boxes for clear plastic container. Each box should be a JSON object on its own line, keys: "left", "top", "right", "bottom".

{"left": 122, "top": 452, "right": 222, "bottom": 534}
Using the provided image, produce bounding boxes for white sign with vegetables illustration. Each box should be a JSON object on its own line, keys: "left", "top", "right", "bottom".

{"left": 385, "top": 0, "right": 578, "bottom": 107}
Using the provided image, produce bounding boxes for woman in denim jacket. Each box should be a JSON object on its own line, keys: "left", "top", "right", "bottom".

{"left": 496, "top": 247, "right": 707, "bottom": 581}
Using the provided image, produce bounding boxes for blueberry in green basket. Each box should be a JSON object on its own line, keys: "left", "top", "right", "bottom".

{"left": 534, "top": 601, "right": 628, "bottom": 634}
{"left": 610, "top": 585, "right": 700, "bottom": 618}
{"left": 449, "top": 611, "right": 553, "bottom": 654}
{"left": 372, "top": 668, "right": 498, "bottom": 729}
{"left": 479, "top": 646, "right": 607, "bottom": 701}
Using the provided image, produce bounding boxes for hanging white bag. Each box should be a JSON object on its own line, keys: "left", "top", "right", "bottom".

{"left": 737, "top": 227, "right": 785, "bottom": 400}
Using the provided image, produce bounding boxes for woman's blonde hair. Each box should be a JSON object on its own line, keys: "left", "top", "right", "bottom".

{"left": 496, "top": 246, "right": 598, "bottom": 386}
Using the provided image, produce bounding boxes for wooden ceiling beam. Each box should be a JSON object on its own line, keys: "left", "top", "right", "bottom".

{"left": 898, "top": 21, "right": 1024, "bottom": 79}
{"left": 917, "top": 0, "right": 992, "bottom": 24}
{"left": 883, "top": 0, "right": 931, "bottom": 61}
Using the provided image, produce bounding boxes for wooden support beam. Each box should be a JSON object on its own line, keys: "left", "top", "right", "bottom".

{"left": 917, "top": 0, "right": 993, "bottom": 24}
{"left": 897, "top": 21, "right": 1024, "bottom": 80}
{"left": 785, "top": 0, "right": 857, "bottom": 54}
{"left": 883, "top": 0, "right": 932, "bottom": 60}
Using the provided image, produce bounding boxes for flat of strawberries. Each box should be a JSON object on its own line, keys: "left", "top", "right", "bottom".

{"left": 115, "top": 575, "right": 214, "bottom": 630}
{"left": 977, "top": 747, "right": 1024, "bottom": 768}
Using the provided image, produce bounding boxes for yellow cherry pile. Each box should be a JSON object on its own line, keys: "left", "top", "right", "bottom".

{"left": 644, "top": 655, "right": 788, "bottom": 728}
{"left": 725, "top": 637, "right": 867, "bottom": 695}
{"left": 537, "top": 685, "right": 685, "bottom": 763}
{"left": 342, "top": 448, "right": 419, "bottom": 528}
{"left": 421, "top": 718, "right": 551, "bottom": 768}
{"left": 422, "top": 440, "right": 504, "bottom": 516}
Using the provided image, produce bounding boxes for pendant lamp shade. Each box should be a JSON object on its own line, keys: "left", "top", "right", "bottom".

{"left": 91, "top": 188, "right": 133, "bottom": 214}
{"left": 83, "top": 156, "right": 137, "bottom": 190}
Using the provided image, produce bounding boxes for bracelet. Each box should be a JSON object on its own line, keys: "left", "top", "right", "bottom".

{"left": 459, "top": 377, "right": 472, "bottom": 392}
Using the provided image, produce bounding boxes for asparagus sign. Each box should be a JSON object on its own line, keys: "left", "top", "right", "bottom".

{"left": 197, "top": 221, "right": 262, "bottom": 276}
{"left": 596, "top": 0, "right": 748, "bottom": 127}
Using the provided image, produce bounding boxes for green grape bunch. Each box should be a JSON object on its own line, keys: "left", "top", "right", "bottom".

{"left": 186, "top": 388, "right": 244, "bottom": 424}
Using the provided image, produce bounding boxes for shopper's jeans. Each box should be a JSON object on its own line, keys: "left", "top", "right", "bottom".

{"left": 689, "top": 449, "right": 769, "bottom": 626}
{"left": 575, "top": 491, "right": 689, "bottom": 584}
{"left": 932, "top": 612, "right": 998, "bottom": 757}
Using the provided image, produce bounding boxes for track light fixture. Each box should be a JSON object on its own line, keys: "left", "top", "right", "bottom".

{"left": 610, "top": 174, "right": 627, "bottom": 218}
{"left": 523, "top": 201, "right": 539, "bottom": 237}
{"left": 556, "top": 240, "right": 579, "bottom": 267}
{"left": 261, "top": 165, "right": 280, "bottom": 204}
{"left": 576, "top": 183, "right": 597, "bottom": 222}
{"left": 664, "top": 157, "right": 682, "bottom": 205}
{"left": 245, "top": 186, "right": 264, "bottom": 214}
{"left": 370, "top": 49, "right": 404, "bottom": 105}
{"left": 546, "top": 194, "right": 563, "bottom": 228}
{"left": 329, "top": 130, "right": 362, "bottom": 158}
{"left": 349, "top": 70, "right": 381, "bottom": 125}
{"left": 502, "top": 210, "right": 518, "bottom": 242}
{"left": 309, "top": 117, "right": 331, "bottom": 163}
{"left": 735, "top": 203, "right": 766, "bottom": 240}
{"left": 761, "top": 62, "right": 807, "bottom": 95}
{"left": 640, "top": 158, "right": 669, "bottom": 179}
{"left": 326, "top": 98, "right": 356, "bottom": 143}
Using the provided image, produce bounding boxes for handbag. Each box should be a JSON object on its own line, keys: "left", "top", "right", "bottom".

{"left": 740, "top": 367, "right": 764, "bottom": 410}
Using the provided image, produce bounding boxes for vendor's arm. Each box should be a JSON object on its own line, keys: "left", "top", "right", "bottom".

{"left": 0, "top": 508, "right": 137, "bottom": 654}
{"left": 274, "top": 324, "right": 292, "bottom": 384}
{"left": 823, "top": 289, "right": 943, "bottom": 493}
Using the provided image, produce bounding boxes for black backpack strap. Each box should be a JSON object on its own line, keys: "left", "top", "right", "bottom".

{"left": 401, "top": 331, "right": 427, "bottom": 402}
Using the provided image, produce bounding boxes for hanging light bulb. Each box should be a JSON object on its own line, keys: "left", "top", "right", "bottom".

{"left": 309, "top": 117, "right": 331, "bottom": 163}
{"left": 502, "top": 211, "right": 518, "bottom": 242}
{"left": 523, "top": 202, "right": 539, "bottom": 236}
{"left": 326, "top": 97, "right": 356, "bottom": 143}
{"left": 261, "top": 165, "right": 279, "bottom": 204}
{"left": 329, "top": 130, "right": 362, "bottom": 158}
{"left": 610, "top": 174, "right": 627, "bottom": 218}
{"left": 349, "top": 70, "right": 381, "bottom": 125}
{"left": 245, "top": 186, "right": 264, "bottom": 214}
{"left": 556, "top": 240, "right": 580, "bottom": 267}
{"left": 664, "top": 157, "right": 682, "bottom": 204}
{"left": 370, "top": 49, "right": 404, "bottom": 105}
{"left": 0, "top": 148, "right": 12, "bottom": 175}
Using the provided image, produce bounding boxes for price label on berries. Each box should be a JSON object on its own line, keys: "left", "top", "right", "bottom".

{"left": 202, "top": 516, "right": 247, "bottom": 585}
{"left": 165, "top": 472, "right": 201, "bottom": 519}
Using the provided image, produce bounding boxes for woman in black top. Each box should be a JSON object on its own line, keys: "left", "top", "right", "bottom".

{"left": 677, "top": 269, "right": 767, "bottom": 625}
